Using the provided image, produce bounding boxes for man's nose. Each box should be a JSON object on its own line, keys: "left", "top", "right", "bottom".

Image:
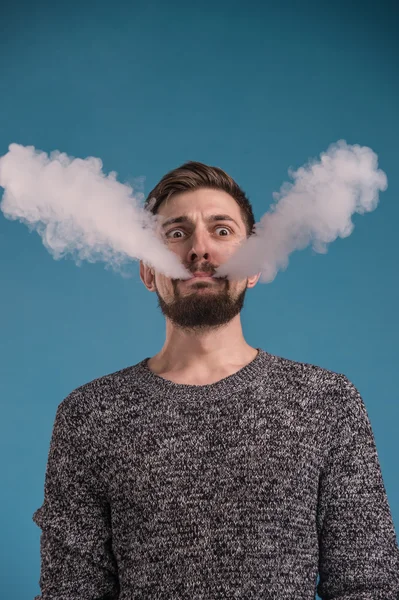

{"left": 186, "top": 229, "right": 213, "bottom": 262}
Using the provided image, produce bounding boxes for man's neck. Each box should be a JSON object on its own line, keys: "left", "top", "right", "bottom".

{"left": 147, "top": 342, "right": 259, "bottom": 386}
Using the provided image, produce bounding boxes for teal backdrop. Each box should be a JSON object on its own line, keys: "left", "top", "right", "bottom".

{"left": 0, "top": 1, "right": 397, "bottom": 598}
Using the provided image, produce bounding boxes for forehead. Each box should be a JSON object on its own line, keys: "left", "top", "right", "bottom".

{"left": 156, "top": 188, "right": 244, "bottom": 223}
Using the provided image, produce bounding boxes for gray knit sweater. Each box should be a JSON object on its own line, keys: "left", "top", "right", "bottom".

{"left": 32, "top": 348, "right": 399, "bottom": 599}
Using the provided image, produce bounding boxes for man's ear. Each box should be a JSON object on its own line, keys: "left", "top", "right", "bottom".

{"left": 139, "top": 260, "right": 156, "bottom": 292}
{"left": 246, "top": 271, "right": 261, "bottom": 289}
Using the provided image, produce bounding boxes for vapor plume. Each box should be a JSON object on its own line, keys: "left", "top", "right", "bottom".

{"left": 216, "top": 140, "right": 387, "bottom": 282}
{"left": 0, "top": 140, "right": 387, "bottom": 283}
{"left": 0, "top": 143, "right": 190, "bottom": 279}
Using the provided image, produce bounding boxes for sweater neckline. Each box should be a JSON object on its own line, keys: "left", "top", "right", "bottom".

{"left": 133, "top": 348, "right": 273, "bottom": 399}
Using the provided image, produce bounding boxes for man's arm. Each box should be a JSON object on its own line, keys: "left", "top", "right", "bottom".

{"left": 316, "top": 374, "right": 399, "bottom": 600}
{"left": 32, "top": 396, "right": 120, "bottom": 600}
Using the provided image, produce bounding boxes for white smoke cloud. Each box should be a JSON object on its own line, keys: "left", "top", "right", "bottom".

{"left": 216, "top": 140, "right": 387, "bottom": 281}
{"left": 0, "top": 140, "right": 387, "bottom": 284}
{"left": 0, "top": 143, "right": 191, "bottom": 280}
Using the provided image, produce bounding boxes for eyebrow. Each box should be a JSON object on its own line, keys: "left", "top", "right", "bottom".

{"left": 160, "top": 214, "right": 240, "bottom": 230}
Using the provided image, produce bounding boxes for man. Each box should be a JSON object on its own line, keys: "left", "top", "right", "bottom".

{"left": 33, "top": 161, "right": 399, "bottom": 599}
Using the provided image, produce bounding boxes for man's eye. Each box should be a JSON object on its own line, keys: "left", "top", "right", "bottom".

{"left": 166, "top": 229, "right": 185, "bottom": 239}
{"left": 166, "top": 227, "right": 232, "bottom": 239}
{"left": 215, "top": 227, "right": 232, "bottom": 236}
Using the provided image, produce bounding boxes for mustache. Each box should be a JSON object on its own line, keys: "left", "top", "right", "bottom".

{"left": 171, "top": 265, "right": 228, "bottom": 287}
{"left": 188, "top": 264, "right": 226, "bottom": 277}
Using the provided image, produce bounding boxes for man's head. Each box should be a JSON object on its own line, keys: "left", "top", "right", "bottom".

{"left": 139, "top": 161, "right": 260, "bottom": 332}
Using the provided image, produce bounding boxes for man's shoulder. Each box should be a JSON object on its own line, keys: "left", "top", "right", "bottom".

{"left": 264, "top": 351, "right": 357, "bottom": 417}
{"left": 268, "top": 350, "right": 345, "bottom": 387}
{"left": 57, "top": 360, "right": 145, "bottom": 416}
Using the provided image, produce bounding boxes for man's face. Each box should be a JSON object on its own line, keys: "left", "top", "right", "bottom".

{"left": 140, "top": 188, "right": 259, "bottom": 332}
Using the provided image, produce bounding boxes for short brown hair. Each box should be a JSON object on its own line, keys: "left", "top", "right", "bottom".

{"left": 144, "top": 161, "right": 255, "bottom": 237}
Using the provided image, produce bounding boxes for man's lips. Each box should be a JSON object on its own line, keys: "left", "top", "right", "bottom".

{"left": 191, "top": 272, "right": 215, "bottom": 277}
{"left": 185, "top": 276, "right": 216, "bottom": 281}
{"left": 182, "top": 272, "right": 219, "bottom": 282}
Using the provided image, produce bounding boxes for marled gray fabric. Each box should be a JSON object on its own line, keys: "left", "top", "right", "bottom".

{"left": 32, "top": 348, "right": 399, "bottom": 599}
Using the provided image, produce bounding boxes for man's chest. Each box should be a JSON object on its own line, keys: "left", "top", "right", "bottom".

{"left": 105, "top": 394, "right": 323, "bottom": 530}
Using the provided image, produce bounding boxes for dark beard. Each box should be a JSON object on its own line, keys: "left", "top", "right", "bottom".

{"left": 155, "top": 277, "right": 248, "bottom": 332}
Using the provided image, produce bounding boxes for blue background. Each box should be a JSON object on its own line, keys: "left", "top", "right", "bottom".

{"left": 0, "top": 1, "right": 398, "bottom": 598}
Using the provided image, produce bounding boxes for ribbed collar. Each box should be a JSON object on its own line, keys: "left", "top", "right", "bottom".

{"left": 131, "top": 348, "right": 274, "bottom": 400}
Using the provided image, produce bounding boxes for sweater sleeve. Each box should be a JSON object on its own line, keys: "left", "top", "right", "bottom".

{"left": 32, "top": 397, "right": 120, "bottom": 600}
{"left": 316, "top": 375, "right": 399, "bottom": 600}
